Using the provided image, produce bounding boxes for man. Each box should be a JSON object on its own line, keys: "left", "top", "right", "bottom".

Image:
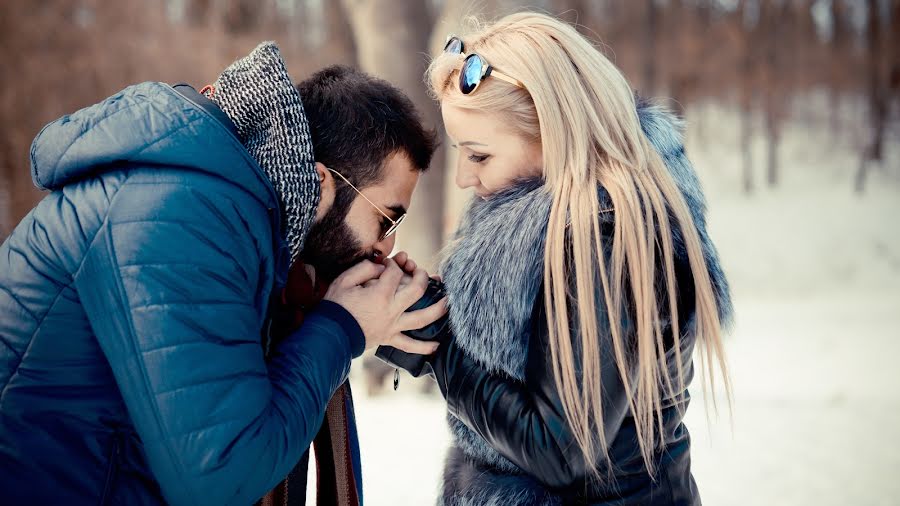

{"left": 0, "top": 42, "right": 444, "bottom": 505}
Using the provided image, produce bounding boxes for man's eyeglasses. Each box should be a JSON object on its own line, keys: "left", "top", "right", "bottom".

{"left": 328, "top": 168, "right": 406, "bottom": 241}
{"left": 443, "top": 35, "right": 526, "bottom": 95}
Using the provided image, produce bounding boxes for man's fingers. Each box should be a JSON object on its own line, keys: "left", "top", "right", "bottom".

{"left": 387, "top": 334, "right": 441, "bottom": 355}
{"left": 395, "top": 267, "right": 429, "bottom": 308}
{"left": 377, "top": 258, "right": 404, "bottom": 290}
{"left": 398, "top": 297, "right": 448, "bottom": 331}
{"left": 392, "top": 251, "right": 408, "bottom": 267}
{"left": 391, "top": 251, "right": 418, "bottom": 274}
{"left": 336, "top": 260, "right": 385, "bottom": 287}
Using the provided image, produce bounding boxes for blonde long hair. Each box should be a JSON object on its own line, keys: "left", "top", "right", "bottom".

{"left": 428, "top": 12, "right": 731, "bottom": 476}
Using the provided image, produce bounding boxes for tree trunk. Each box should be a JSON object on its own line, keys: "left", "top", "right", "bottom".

{"left": 341, "top": 0, "right": 445, "bottom": 268}
{"left": 761, "top": 0, "right": 786, "bottom": 188}
{"left": 890, "top": 0, "right": 900, "bottom": 97}
{"left": 856, "top": 0, "right": 885, "bottom": 194}
{"left": 221, "top": 0, "right": 263, "bottom": 34}
{"left": 740, "top": 1, "right": 757, "bottom": 195}
{"left": 742, "top": 104, "right": 754, "bottom": 194}
{"left": 829, "top": 0, "right": 850, "bottom": 136}
{"left": 322, "top": 0, "right": 357, "bottom": 67}
{"left": 185, "top": 0, "right": 212, "bottom": 26}
{"left": 765, "top": 114, "right": 779, "bottom": 187}
{"left": 643, "top": 0, "right": 657, "bottom": 95}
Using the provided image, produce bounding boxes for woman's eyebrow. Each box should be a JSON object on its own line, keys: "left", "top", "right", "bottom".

{"left": 459, "top": 141, "right": 487, "bottom": 147}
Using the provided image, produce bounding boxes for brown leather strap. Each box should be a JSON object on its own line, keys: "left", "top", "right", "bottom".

{"left": 315, "top": 383, "right": 359, "bottom": 506}
{"left": 259, "top": 482, "right": 288, "bottom": 506}
{"left": 258, "top": 264, "right": 358, "bottom": 506}
{"left": 258, "top": 383, "right": 358, "bottom": 506}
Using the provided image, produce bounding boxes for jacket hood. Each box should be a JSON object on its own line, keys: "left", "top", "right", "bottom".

{"left": 29, "top": 81, "right": 277, "bottom": 209}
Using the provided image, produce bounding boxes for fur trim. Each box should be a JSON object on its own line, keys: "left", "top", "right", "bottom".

{"left": 438, "top": 447, "right": 562, "bottom": 506}
{"left": 440, "top": 177, "right": 548, "bottom": 382}
{"left": 446, "top": 415, "right": 521, "bottom": 474}
{"left": 636, "top": 97, "right": 733, "bottom": 330}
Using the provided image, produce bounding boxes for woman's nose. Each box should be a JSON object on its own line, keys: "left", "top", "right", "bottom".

{"left": 455, "top": 161, "right": 479, "bottom": 190}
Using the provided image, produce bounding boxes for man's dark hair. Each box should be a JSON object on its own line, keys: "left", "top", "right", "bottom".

{"left": 296, "top": 65, "right": 437, "bottom": 196}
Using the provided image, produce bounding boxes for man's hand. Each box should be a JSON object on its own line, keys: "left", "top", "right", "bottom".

{"left": 323, "top": 258, "right": 448, "bottom": 355}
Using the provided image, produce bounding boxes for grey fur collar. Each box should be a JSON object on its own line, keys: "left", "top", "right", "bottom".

{"left": 439, "top": 178, "right": 550, "bottom": 382}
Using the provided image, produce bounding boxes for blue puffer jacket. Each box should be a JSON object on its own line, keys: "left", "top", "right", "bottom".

{"left": 0, "top": 82, "right": 365, "bottom": 505}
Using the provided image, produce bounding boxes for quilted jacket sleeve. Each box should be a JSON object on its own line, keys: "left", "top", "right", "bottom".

{"left": 72, "top": 176, "right": 363, "bottom": 506}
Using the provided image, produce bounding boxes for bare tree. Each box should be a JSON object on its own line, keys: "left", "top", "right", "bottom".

{"left": 222, "top": 0, "right": 262, "bottom": 34}
{"left": 185, "top": 0, "right": 212, "bottom": 26}
{"left": 891, "top": 0, "right": 900, "bottom": 100}
{"left": 739, "top": 0, "right": 760, "bottom": 194}
{"left": 322, "top": 0, "right": 357, "bottom": 66}
{"left": 829, "top": 0, "right": 851, "bottom": 135}
{"left": 760, "top": 0, "right": 791, "bottom": 188}
{"left": 341, "top": 0, "right": 446, "bottom": 268}
{"left": 643, "top": 0, "right": 658, "bottom": 95}
{"left": 856, "top": 0, "right": 888, "bottom": 193}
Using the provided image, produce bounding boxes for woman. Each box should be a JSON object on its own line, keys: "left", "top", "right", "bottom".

{"left": 418, "top": 11, "right": 733, "bottom": 506}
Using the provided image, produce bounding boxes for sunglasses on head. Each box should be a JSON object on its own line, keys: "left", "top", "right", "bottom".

{"left": 443, "top": 36, "right": 526, "bottom": 95}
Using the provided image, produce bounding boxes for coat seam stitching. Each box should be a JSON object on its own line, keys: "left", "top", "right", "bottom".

{"left": 78, "top": 176, "right": 201, "bottom": 504}
{"left": 0, "top": 179, "right": 120, "bottom": 408}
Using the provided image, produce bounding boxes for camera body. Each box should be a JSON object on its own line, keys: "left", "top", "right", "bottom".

{"left": 374, "top": 278, "right": 450, "bottom": 376}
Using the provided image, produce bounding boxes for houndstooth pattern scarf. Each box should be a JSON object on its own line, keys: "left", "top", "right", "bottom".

{"left": 205, "top": 41, "right": 320, "bottom": 265}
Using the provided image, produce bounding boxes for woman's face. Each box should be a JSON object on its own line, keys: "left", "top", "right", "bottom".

{"left": 441, "top": 102, "right": 543, "bottom": 198}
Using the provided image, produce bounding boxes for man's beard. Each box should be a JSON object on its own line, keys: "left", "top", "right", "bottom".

{"left": 300, "top": 191, "right": 370, "bottom": 283}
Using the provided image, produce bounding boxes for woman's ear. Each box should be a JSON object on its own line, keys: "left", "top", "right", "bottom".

{"left": 314, "top": 162, "right": 335, "bottom": 223}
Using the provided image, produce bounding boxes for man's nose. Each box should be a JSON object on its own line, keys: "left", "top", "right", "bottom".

{"left": 373, "top": 233, "right": 397, "bottom": 259}
{"left": 455, "top": 160, "right": 479, "bottom": 190}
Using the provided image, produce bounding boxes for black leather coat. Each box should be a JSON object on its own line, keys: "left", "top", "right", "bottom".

{"left": 420, "top": 251, "right": 703, "bottom": 505}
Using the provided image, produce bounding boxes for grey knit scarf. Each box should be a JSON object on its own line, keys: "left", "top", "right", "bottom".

{"left": 205, "top": 42, "right": 319, "bottom": 264}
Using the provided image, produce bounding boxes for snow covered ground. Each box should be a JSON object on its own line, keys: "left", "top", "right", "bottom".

{"left": 311, "top": 102, "right": 900, "bottom": 505}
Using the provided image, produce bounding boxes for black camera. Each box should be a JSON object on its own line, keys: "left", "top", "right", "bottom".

{"left": 374, "top": 277, "right": 450, "bottom": 377}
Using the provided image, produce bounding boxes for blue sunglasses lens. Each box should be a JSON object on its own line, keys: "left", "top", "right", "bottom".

{"left": 460, "top": 54, "right": 484, "bottom": 94}
{"left": 444, "top": 37, "right": 463, "bottom": 55}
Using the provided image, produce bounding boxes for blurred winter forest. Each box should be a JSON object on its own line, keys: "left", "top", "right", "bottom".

{"left": 0, "top": 0, "right": 900, "bottom": 506}
{"left": 2, "top": 0, "right": 898, "bottom": 262}
{"left": 3, "top": 2, "right": 900, "bottom": 504}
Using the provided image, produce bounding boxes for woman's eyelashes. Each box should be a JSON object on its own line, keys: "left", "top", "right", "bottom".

{"left": 450, "top": 143, "right": 490, "bottom": 164}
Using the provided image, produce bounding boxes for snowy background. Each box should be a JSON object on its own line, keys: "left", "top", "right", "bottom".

{"left": 1, "top": 2, "right": 896, "bottom": 504}
{"left": 317, "top": 99, "right": 900, "bottom": 506}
